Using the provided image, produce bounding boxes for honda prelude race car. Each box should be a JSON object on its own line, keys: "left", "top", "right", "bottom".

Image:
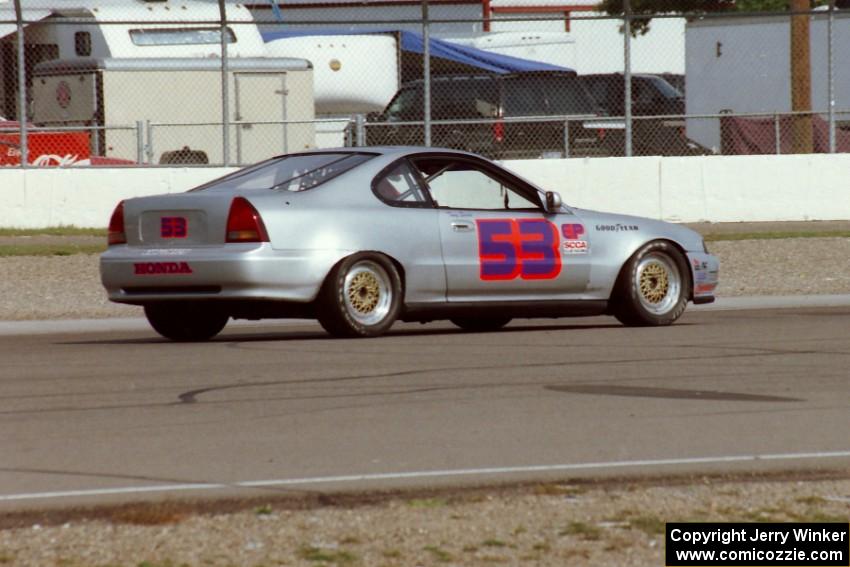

{"left": 100, "top": 147, "right": 718, "bottom": 340}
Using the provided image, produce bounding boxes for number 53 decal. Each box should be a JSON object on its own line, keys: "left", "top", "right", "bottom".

{"left": 477, "top": 219, "right": 561, "bottom": 280}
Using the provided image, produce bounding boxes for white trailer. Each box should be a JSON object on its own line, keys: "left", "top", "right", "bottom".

{"left": 0, "top": 1, "right": 267, "bottom": 120}
{"left": 685, "top": 11, "right": 850, "bottom": 151}
{"left": 32, "top": 57, "right": 315, "bottom": 164}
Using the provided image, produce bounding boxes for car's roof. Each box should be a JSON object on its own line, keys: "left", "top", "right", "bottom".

{"left": 282, "top": 146, "right": 480, "bottom": 159}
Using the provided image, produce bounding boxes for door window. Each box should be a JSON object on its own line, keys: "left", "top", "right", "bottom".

{"left": 413, "top": 157, "right": 539, "bottom": 211}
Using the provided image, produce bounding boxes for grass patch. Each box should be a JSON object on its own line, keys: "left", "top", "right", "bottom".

{"left": 254, "top": 504, "right": 273, "bottom": 516}
{"left": 795, "top": 495, "right": 827, "bottom": 506}
{"left": 704, "top": 230, "right": 850, "bottom": 242}
{"left": 0, "top": 226, "right": 106, "bottom": 237}
{"left": 298, "top": 546, "right": 357, "bottom": 564}
{"left": 423, "top": 545, "right": 453, "bottom": 563}
{"left": 786, "top": 509, "right": 849, "bottom": 523}
{"left": 407, "top": 498, "right": 447, "bottom": 509}
{"left": 533, "top": 483, "right": 585, "bottom": 497}
{"left": 0, "top": 243, "right": 106, "bottom": 257}
{"left": 100, "top": 502, "right": 188, "bottom": 526}
{"left": 559, "top": 521, "right": 602, "bottom": 541}
{"left": 482, "top": 539, "right": 508, "bottom": 548}
{"left": 381, "top": 549, "right": 402, "bottom": 559}
{"left": 628, "top": 515, "right": 666, "bottom": 536}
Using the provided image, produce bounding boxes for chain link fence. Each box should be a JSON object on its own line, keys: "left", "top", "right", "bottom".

{"left": 1, "top": 1, "right": 847, "bottom": 167}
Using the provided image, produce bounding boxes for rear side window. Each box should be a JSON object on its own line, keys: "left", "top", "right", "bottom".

{"left": 192, "top": 153, "right": 374, "bottom": 193}
{"left": 504, "top": 75, "right": 597, "bottom": 116}
{"left": 373, "top": 161, "right": 431, "bottom": 206}
{"left": 432, "top": 78, "right": 498, "bottom": 120}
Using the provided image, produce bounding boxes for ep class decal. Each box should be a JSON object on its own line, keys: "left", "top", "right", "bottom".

{"left": 561, "top": 223, "right": 589, "bottom": 255}
{"left": 477, "top": 219, "right": 561, "bottom": 280}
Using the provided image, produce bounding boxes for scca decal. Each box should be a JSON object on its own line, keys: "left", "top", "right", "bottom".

{"left": 134, "top": 262, "right": 193, "bottom": 275}
{"left": 477, "top": 219, "right": 561, "bottom": 280}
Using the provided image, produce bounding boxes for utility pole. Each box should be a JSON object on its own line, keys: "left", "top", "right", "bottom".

{"left": 790, "top": 0, "right": 813, "bottom": 154}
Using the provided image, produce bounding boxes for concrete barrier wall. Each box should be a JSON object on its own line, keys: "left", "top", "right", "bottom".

{"left": 1, "top": 154, "right": 848, "bottom": 228}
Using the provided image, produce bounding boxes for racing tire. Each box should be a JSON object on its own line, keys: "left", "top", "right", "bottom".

{"left": 610, "top": 241, "right": 690, "bottom": 327}
{"left": 144, "top": 303, "right": 229, "bottom": 342}
{"left": 316, "top": 253, "right": 402, "bottom": 338}
{"left": 450, "top": 317, "right": 512, "bottom": 332}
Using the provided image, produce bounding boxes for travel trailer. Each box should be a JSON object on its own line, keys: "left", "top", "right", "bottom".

{"left": 1, "top": 1, "right": 315, "bottom": 163}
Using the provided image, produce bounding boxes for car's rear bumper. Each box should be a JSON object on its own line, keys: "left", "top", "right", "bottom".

{"left": 100, "top": 243, "right": 347, "bottom": 305}
{"left": 687, "top": 251, "right": 720, "bottom": 304}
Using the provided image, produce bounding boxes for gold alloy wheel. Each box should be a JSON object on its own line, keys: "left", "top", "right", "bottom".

{"left": 635, "top": 253, "right": 682, "bottom": 315}
{"left": 347, "top": 271, "right": 381, "bottom": 315}
{"left": 639, "top": 261, "right": 669, "bottom": 304}
{"left": 342, "top": 260, "right": 393, "bottom": 326}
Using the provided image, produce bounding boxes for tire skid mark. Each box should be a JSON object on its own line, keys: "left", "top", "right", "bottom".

{"left": 0, "top": 345, "right": 840, "bottom": 416}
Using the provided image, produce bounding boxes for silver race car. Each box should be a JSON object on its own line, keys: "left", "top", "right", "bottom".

{"left": 100, "top": 147, "right": 718, "bottom": 340}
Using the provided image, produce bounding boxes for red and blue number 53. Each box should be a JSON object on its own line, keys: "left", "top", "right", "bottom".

{"left": 477, "top": 219, "right": 561, "bottom": 281}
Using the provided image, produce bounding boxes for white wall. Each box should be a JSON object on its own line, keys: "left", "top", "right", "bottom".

{"left": 506, "top": 154, "right": 850, "bottom": 223}
{"left": 1, "top": 154, "right": 849, "bottom": 228}
{"left": 0, "top": 167, "right": 238, "bottom": 229}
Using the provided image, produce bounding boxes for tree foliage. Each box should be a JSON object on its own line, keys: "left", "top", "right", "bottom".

{"left": 596, "top": 0, "right": 820, "bottom": 35}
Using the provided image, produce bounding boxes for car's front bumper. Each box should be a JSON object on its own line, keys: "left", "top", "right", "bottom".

{"left": 687, "top": 251, "right": 720, "bottom": 304}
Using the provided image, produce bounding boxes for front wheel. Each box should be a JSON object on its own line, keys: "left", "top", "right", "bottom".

{"left": 144, "top": 303, "right": 229, "bottom": 342}
{"left": 611, "top": 241, "right": 690, "bottom": 326}
{"left": 316, "top": 253, "right": 402, "bottom": 338}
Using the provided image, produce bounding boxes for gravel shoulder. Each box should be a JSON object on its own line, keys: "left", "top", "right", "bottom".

{"left": 1, "top": 474, "right": 849, "bottom": 567}
{"left": 2, "top": 234, "right": 850, "bottom": 321}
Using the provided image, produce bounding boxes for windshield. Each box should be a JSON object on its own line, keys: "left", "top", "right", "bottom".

{"left": 646, "top": 76, "right": 683, "bottom": 99}
{"left": 192, "top": 153, "right": 375, "bottom": 193}
{"left": 383, "top": 87, "right": 422, "bottom": 121}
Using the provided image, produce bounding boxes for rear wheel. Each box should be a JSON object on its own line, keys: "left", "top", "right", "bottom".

{"left": 317, "top": 253, "right": 402, "bottom": 338}
{"left": 144, "top": 303, "right": 228, "bottom": 342}
{"left": 611, "top": 241, "right": 690, "bottom": 326}
{"left": 450, "top": 317, "right": 512, "bottom": 332}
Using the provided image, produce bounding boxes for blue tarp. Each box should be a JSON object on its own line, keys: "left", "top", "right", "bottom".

{"left": 261, "top": 29, "right": 572, "bottom": 75}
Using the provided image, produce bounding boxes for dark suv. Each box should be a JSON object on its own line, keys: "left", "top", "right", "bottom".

{"left": 362, "top": 72, "right": 619, "bottom": 159}
{"left": 580, "top": 73, "right": 708, "bottom": 155}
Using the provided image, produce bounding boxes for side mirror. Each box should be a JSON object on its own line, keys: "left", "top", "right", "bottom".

{"left": 544, "top": 191, "right": 562, "bottom": 213}
{"left": 365, "top": 111, "right": 382, "bottom": 122}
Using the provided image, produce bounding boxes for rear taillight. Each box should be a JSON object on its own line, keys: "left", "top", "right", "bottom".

{"left": 226, "top": 197, "right": 269, "bottom": 243}
{"left": 596, "top": 128, "right": 607, "bottom": 141}
{"left": 107, "top": 201, "right": 126, "bottom": 245}
{"left": 492, "top": 119, "right": 505, "bottom": 143}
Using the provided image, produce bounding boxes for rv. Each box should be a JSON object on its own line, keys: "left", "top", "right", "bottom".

{"left": 1, "top": 1, "right": 315, "bottom": 163}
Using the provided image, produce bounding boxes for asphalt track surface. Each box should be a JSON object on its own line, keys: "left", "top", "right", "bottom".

{"left": 1, "top": 299, "right": 850, "bottom": 511}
